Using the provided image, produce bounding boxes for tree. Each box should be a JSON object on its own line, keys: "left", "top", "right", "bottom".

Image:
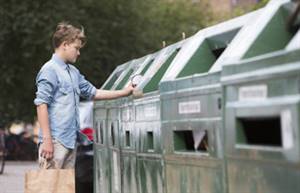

{"left": 0, "top": 0, "right": 212, "bottom": 127}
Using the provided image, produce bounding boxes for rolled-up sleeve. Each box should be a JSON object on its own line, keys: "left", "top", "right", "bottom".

{"left": 78, "top": 73, "right": 97, "bottom": 100}
{"left": 34, "top": 67, "right": 57, "bottom": 106}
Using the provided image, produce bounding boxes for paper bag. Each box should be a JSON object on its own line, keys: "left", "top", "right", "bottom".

{"left": 25, "top": 161, "right": 75, "bottom": 193}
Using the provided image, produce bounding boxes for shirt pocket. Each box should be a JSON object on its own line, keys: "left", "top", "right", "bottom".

{"left": 55, "top": 85, "right": 73, "bottom": 105}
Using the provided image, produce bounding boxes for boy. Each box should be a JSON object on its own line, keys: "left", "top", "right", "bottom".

{"left": 34, "top": 22, "right": 134, "bottom": 169}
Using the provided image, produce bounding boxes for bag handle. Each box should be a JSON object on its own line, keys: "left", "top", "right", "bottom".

{"left": 39, "top": 157, "right": 51, "bottom": 169}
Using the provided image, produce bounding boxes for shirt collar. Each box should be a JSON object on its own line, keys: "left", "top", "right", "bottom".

{"left": 51, "top": 54, "right": 70, "bottom": 70}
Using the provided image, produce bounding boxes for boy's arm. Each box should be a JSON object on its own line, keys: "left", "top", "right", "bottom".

{"left": 34, "top": 67, "right": 57, "bottom": 160}
{"left": 93, "top": 84, "right": 134, "bottom": 100}
{"left": 37, "top": 104, "right": 53, "bottom": 160}
{"left": 78, "top": 69, "right": 134, "bottom": 101}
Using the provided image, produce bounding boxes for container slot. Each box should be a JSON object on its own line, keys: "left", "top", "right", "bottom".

{"left": 147, "top": 131, "right": 154, "bottom": 150}
{"left": 125, "top": 130, "right": 130, "bottom": 147}
{"left": 98, "top": 121, "right": 104, "bottom": 144}
{"left": 236, "top": 117, "right": 282, "bottom": 147}
{"left": 173, "top": 130, "right": 208, "bottom": 152}
{"left": 111, "top": 122, "right": 115, "bottom": 146}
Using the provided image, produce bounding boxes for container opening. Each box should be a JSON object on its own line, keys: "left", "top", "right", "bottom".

{"left": 111, "top": 123, "right": 115, "bottom": 146}
{"left": 147, "top": 131, "right": 154, "bottom": 150}
{"left": 125, "top": 130, "right": 130, "bottom": 147}
{"left": 103, "top": 69, "right": 123, "bottom": 90}
{"left": 177, "top": 28, "right": 239, "bottom": 78}
{"left": 173, "top": 130, "right": 208, "bottom": 152}
{"left": 236, "top": 117, "right": 282, "bottom": 147}
{"left": 212, "top": 47, "right": 226, "bottom": 58}
{"left": 287, "top": 1, "right": 300, "bottom": 33}
{"left": 115, "top": 68, "right": 134, "bottom": 90}
{"left": 144, "top": 48, "right": 181, "bottom": 93}
{"left": 95, "top": 121, "right": 99, "bottom": 144}
{"left": 243, "top": 3, "right": 298, "bottom": 59}
{"left": 97, "top": 121, "right": 104, "bottom": 144}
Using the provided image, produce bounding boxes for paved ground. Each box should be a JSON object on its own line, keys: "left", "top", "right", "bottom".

{"left": 0, "top": 161, "right": 38, "bottom": 193}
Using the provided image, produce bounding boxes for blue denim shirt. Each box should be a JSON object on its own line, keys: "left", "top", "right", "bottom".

{"left": 34, "top": 54, "right": 96, "bottom": 149}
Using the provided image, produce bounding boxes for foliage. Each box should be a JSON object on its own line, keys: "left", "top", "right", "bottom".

{"left": 209, "top": 0, "right": 270, "bottom": 24}
{"left": 0, "top": 0, "right": 212, "bottom": 127}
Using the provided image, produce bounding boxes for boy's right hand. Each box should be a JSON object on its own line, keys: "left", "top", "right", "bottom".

{"left": 41, "top": 139, "right": 54, "bottom": 160}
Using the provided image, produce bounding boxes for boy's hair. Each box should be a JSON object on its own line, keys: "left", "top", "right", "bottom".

{"left": 52, "top": 21, "right": 86, "bottom": 49}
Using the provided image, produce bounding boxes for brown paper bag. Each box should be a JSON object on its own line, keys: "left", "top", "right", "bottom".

{"left": 25, "top": 161, "right": 75, "bottom": 193}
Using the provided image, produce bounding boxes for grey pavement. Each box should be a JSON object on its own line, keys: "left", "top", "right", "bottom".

{"left": 0, "top": 161, "right": 38, "bottom": 193}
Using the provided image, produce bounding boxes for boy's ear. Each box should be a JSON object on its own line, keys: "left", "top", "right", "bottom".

{"left": 61, "top": 41, "right": 68, "bottom": 49}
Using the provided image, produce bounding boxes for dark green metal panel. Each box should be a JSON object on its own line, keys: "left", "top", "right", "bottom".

{"left": 102, "top": 64, "right": 128, "bottom": 90}
{"left": 144, "top": 49, "right": 180, "bottom": 93}
{"left": 177, "top": 41, "right": 216, "bottom": 78}
{"left": 103, "top": 73, "right": 120, "bottom": 90}
{"left": 206, "top": 28, "right": 240, "bottom": 49}
{"left": 243, "top": 5, "right": 295, "bottom": 59}
{"left": 113, "top": 56, "right": 149, "bottom": 91}
{"left": 116, "top": 69, "right": 134, "bottom": 90}
{"left": 140, "top": 59, "right": 155, "bottom": 76}
{"left": 177, "top": 29, "right": 240, "bottom": 78}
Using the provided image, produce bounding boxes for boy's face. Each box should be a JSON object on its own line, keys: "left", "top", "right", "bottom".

{"left": 63, "top": 39, "right": 82, "bottom": 64}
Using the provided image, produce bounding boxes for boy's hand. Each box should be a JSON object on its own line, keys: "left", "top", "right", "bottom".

{"left": 41, "top": 139, "right": 54, "bottom": 160}
{"left": 123, "top": 83, "right": 135, "bottom": 96}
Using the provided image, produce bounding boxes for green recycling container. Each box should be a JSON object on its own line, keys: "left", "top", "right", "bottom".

{"left": 133, "top": 40, "right": 185, "bottom": 193}
{"left": 94, "top": 61, "right": 131, "bottom": 193}
{"left": 221, "top": 1, "right": 300, "bottom": 192}
{"left": 119, "top": 53, "right": 159, "bottom": 193}
{"left": 159, "top": 10, "right": 257, "bottom": 193}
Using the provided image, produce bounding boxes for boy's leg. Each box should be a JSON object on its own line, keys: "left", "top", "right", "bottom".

{"left": 62, "top": 143, "right": 77, "bottom": 169}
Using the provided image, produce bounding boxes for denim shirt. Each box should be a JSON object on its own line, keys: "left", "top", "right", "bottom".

{"left": 34, "top": 54, "right": 96, "bottom": 149}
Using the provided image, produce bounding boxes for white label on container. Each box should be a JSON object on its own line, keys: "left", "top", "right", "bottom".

{"left": 239, "top": 85, "right": 267, "bottom": 101}
{"left": 178, "top": 101, "right": 201, "bottom": 114}
{"left": 281, "top": 110, "right": 293, "bottom": 149}
{"left": 145, "top": 106, "right": 157, "bottom": 118}
{"left": 113, "top": 151, "right": 120, "bottom": 191}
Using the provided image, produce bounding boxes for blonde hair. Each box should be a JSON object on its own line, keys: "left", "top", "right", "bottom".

{"left": 52, "top": 21, "right": 86, "bottom": 49}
